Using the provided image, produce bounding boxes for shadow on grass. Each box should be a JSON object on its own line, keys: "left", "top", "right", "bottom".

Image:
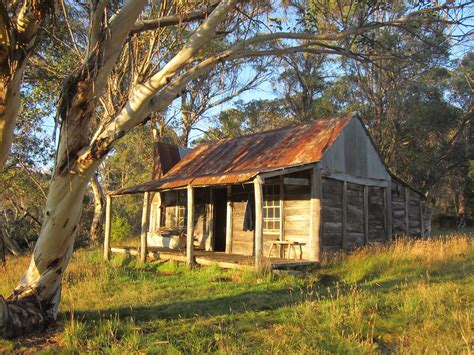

{"left": 65, "top": 287, "right": 301, "bottom": 324}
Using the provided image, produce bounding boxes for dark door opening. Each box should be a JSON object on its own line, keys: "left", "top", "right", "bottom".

{"left": 213, "top": 188, "right": 227, "bottom": 252}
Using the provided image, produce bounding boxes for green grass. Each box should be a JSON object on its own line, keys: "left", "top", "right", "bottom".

{"left": 0, "top": 235, "right": 472, "bottom": 353}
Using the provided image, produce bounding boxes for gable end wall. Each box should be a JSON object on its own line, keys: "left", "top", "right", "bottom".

{"left": 319, "top": 118, "right": 391, "bottom": 181}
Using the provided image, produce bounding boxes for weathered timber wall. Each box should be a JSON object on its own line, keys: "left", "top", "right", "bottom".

{"left": 231, "top": 184, "right": 254, "bottom": 255}
{"left": 319, "top": 117, "right": 391, "bottom": 180}
{"left": 163, "top": 191, "right": 178, "bottom": 228}
{"left": 321, "top": 177, "right": 388, "bottom": 251}
{"left": 230, "top": 174, "right": 312, "bottom": 258}
{"left": 391, "top": 180, "right": 426, "bottom": 237}
{"left": 283, "top": 171, "right": 311, "bottom": 258}
{"left": 391, "top": 181, "right": 406, "bottom": 236}
{"left": 194, "top": 188, "right": 212, "bottom": 250}
{"left": 346, "top": 182, "right": 365, "bottom": 248}
{"left": 368, "top": 186, "right": 385, "bottom": 242}
{"left": 409, "top": 192, "right": 421, "bottom": 235}
{"left": 322, "top": 178, "right": 343, "bottom": 251}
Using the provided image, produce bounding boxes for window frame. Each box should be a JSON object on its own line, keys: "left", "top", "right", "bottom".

{"left": 263, "top": 183, "right": 281, "bottom": 235}
{"left": 176, "top": 190, "right": 187, "bottom": 229}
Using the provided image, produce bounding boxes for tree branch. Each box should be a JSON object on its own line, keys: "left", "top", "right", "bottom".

{"left": 130, "top": 1, "right": 220, "bottom": 34}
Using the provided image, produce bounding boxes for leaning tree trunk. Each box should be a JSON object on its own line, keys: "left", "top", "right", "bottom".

{"left": 0, "top": 0, "right": 147, "bottom": 338}
{"left": 0, "top": 0, "right": 239, "bottom": 337}
{"left": 89, "top": 173, "right": 105, "bottom": 244}
{"left": 0, "top": 169, "right": 93, "bottom": 337}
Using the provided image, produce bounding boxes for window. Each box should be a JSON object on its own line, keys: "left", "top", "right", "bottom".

{"left": 176, "top": 190, "right": 187, "bottom": 228}
{"left": 263, "top": 184, "right": 281, "bottom": 233}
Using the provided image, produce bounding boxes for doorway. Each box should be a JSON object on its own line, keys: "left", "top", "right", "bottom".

{"left": 213, "top": 188, "right": 227, "bottom": 252}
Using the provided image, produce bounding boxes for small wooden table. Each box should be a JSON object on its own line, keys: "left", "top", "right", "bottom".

{"left": 267, "top": 240, "right": 306, "bottom": 260}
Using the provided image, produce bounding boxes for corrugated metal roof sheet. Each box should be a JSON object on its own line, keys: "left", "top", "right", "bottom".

{"left": 111, "top": 112, "right": 356, "bottom": 195}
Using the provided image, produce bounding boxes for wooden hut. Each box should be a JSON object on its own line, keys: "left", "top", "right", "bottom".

{"left": 107, "top": 112, "right": 430, "bottom": 271}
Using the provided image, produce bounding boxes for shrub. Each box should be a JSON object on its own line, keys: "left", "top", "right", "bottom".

{"left": 111, "top": 216, "right": 132, "bottom": 242}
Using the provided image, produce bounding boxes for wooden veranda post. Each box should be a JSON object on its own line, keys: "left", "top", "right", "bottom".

{"left": 140, "top": 191, "right": 150, "bottom": 264}
{"left": 104, "top": 195, "right": 112, "bottom": 260}
{"left": 254, "top": 177, "right": 264, "bottom": 272}
{"left": 186, "top": 185, "right": 195, "bottom": 268}
{"left": 225, "top": 186, "right": 233, "bottom": 254}
{"left": 309, "top": 167, "right": 322, "bottom": 262}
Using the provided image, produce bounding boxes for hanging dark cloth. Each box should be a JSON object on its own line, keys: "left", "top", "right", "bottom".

{"left": 243, "top": 193, "right": 255, "bottom": 231}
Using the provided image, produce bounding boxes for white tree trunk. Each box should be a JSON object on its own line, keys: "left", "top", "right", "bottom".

{"left": 0, "top": 0, "right": 146, "bottom": 337}
{"left": 90, "top": 173, "right": 105, "bottom": 243}
{"left": 0, "top": 68, "right": 24, "bottom": 168}
{"left": 0, "top": 0, "right": 53, "bottom": 169}
{"left": 0, "top": 169, "right": 93, "bottom": 337}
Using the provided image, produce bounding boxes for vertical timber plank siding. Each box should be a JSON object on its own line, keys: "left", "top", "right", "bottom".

{"left": 363, "top": 186, "right": 369, "bottom": 244}
{"left": 405, "top": 186, "right": 410, "bottom": 235}
{"left": 321, "top": 178, "right": 343, "bottom": 251}
{"left": 408, "top": 192, "right": 422, "bottom": 236}
{"left": 194, "top": 189, "right": 209, "bottom": 250}
{"left": 231, "top": 184, "right": 254, "bottom": 255}
{"left": 186, "top": 186, "right": 194, "bottom": 268}
{"left": 225, "top": 186, "right": 233, "bottom": 253}
{"left": 309, "top": 167, "right": 322, "bottom": 261}
{"left": 320, "top": 117, "right": 390, "bottom": 181}
{"left": 342, "top": 181, "right": 348, "bottom": 250}
{"left": 163, "top": 191, "right": 177, "bottom": 228}
{"left": 283, "top": 172, "right": 311, "bottom": 258}
{"left": 254, "top": 177, "right": 264, "bottom": 272}
{"left": 391, "top": 181, "right": 406, "bottom": 236}
{"left": 368, "top": 186, "right": 385, "bottom": 242}
{"left": 104, "top": 195, "right": 112, "bottom": 260}
{"left": 345, "top": 182, "right": 364, "bottom": 249}
{"left": 140, "top": 192, "right": 150, "bottom": 264}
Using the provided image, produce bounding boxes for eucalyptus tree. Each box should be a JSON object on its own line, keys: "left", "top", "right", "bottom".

{"left": 0, "top": 0, "right": 470, "bottom": 337}
{"left": 0, "top": 0, "right": 55, "bottom": 169}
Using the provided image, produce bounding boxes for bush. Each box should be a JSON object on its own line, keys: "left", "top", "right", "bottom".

{"left": 111, "top": 216, "right": 132, "bottom": 242}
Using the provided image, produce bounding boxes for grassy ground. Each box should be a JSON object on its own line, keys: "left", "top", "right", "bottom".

{"left": 0, "top": 235, "right": 472, "bottom": 353}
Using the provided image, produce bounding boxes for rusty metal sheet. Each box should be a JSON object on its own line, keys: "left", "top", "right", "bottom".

{"left": 110, "top": 113, "right": 355, "bottom": 195}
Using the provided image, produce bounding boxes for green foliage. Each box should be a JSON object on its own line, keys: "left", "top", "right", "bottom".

{"left": 111, "top": 216, "right": 132, "bottom": 242}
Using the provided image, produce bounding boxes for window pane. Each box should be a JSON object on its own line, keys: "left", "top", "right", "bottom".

{"left": 275, "top": 208, "right": 280, "bottom": 218}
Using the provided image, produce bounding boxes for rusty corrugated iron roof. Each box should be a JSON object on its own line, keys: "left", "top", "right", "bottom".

{"left": 110, "top": 112, "right": 356, "bottom": 195}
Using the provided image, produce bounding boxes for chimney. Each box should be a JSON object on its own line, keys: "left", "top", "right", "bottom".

{"left": 152, "top": 142, "right": 190, "bottom": 179}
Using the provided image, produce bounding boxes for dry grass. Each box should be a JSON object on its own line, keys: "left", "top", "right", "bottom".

{"left": 0, "top": 235, "right": 472, "bottom": 353}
